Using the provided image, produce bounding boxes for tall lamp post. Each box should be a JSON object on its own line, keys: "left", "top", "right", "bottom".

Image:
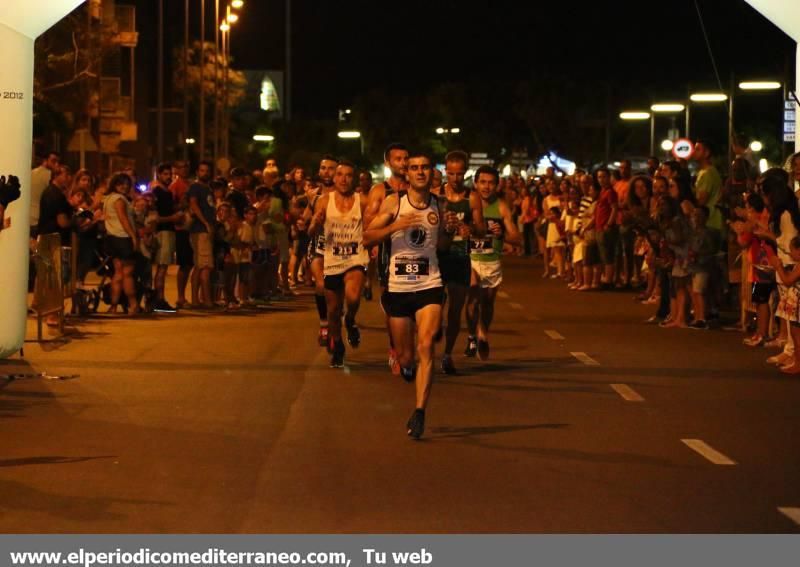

{"left": 650, "top": 103, "right": 686, "bottom": 156}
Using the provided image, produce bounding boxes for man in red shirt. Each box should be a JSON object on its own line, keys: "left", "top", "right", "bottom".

{"left": 614, "top": 159, "right": 634, "bottom": 287}
{"left": 594, "top": 167, "right": 618, "bottom": 287}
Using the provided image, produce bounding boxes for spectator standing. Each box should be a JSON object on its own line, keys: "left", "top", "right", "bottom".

{"left": 187, "top": 161, "right": 217, "bottom": 309}
{"left": 30, "top": 151, "right": 60, "bottom": 235}
{"left": 151, "top": 163, "right": 181, "bottom": 311}
{"left": 103, "top": 173, "right": 139, "bottom": 314}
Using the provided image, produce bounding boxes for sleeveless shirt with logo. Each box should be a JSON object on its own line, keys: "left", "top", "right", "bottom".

{"left": 388, "top": 193, "right": 443, "bottom": 293}
{"left": 470, "top": 198, "right": 504, "bottom": 263}
{"left": 323, "top": 193, "right": 370, "bottom": 276}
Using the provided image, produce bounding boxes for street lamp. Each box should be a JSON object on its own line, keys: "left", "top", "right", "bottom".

{"left": 750, "top": 140, "right": 763, "bottom": 152}
{"left": 338, "top": 131, "right": 364, "bottom": 156}
{"left": 661, "top": 139, "right": 674, "bottom": 151}
{"left": 651, "top": 103, "right": 686, "bottom": 155}
{"left": 690, "top": 93, "right": 728, "bottom": 102}
{"left": 739, "top": 81, "right": 781, "bottom": 90}
{"left": 435, "top": 127, "right": 446, "bottom": 134}
{"left": 231, "top": 0, "right": 244, "bottom": 8}
{"left": 227, "top": 13, "right": 238, "bottom": 23}
{"left": 220, "top": 21, "right": 229, "bottom": 31}
{"left": 253, "top": 135, "right": 275, "bottom": 142}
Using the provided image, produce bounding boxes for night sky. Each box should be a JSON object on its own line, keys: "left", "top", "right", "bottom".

{"left": 227, "top": 0, "right": 795, "bottom": 119}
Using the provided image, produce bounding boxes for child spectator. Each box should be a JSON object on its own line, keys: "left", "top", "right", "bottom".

{"left": 687, "top": 206, "right": 716, "bottom": 329}
{"left": 768, "top": 236, "right": 800, "bottom": 373}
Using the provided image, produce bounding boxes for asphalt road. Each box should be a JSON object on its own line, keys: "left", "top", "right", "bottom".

{"left": 2, "top": 257, "right": 800, "bottom": 533}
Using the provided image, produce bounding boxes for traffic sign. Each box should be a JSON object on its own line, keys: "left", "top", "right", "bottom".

{"left": 671, "top": 138, "right": 694, "bottom": 160}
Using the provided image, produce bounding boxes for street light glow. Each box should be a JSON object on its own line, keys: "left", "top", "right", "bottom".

{"left": 620, "top": 112, "right": 650, "bottom": 120}
{"left": 231, "top": 0, "right": 244, "bottom": 8}
{"left": 338, "top": 131, "right": 361, "bottom": 139}
{"left": 739, "top": 81, "right": 781, "bottom": 90}
{"left": 227, "top": 13, "right": 239, "bottom": 23}
{"left": 253, "top": 134, "right": 275, "bottom": 142}
{"left": 220, "top": 22, "right": 230, "bottom": 31}
{"left": 759, "top": 158, "right": 769, "bottom": 173}
{"left": 185, "top": 138, "right": 196, "bottom": 145}
{"left": 661, "top": 139, "right": 674, "bottom": 151}
{"left": 690, "top": 93, "right": 728, "bottom": 102}
{"left": 651, "top": 103, "right": 685, "bottom": 113}
{"left": 435, "top": 127, "right": 445, "bottom": 134}
{"left": 750, "top": 140, "right": 763, "bottom": 152}
{"left": 450, "top": 127, "right": 461, "bottom": 134}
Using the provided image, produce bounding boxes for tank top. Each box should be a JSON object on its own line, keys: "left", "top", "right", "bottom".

{"left": 388, "top": 193, "right": 442, "bottom": 293}
{"left": 323, "top": 193, "right": 369, "bottom": 276}
{"left": 441, "top": 191, "right": 472, "bottom": 257}
{"left": 470, "top": 198, "right": 504, "bottom": 263}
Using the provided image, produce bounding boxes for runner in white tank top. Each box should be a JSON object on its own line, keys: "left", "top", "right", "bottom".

{"left": 364, "top": 152, "right": 460, "bottom": 440}
{"left": 308, "top": 161, "right": 369, "bottom": 369}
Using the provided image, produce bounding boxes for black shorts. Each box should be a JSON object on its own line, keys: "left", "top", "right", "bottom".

{"left": 751, "top": 282, "right": 776, "bottom": 305}
{"left": 439, "top": 254, "right": 471, "bottom": 287}
{"left": 176, "top": 230, "right": 194, "bottom": 268}
{"left": 324, "top": 266, "right": 366, "bottom": 291}
{"left": 104, "top": 235, "right": 136, "bottom": 261}
{"left": 386, "top": 287, "right": 444, "bottom": 319}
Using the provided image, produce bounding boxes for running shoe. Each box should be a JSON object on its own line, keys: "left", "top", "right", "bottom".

{"left": 388, "top": 349, "right": 400, "bottom": 375}
{"left": 406, "top": 408, "right": 425, "bottom": 440}
{"left": 318, "top": 325, "right": 329, "bottom": 348}
{"left": 330, "top": 340, "right": 345, "bottom": 368}
{"left": 400, "top": 366, "right": 416, "bottom": 383}
{"left": 688, "top": 320, "right": 708, "bottom": 330}
{"left": 345, "top": 318, "right": 361, "bottom": 348}
{"left": 464, "top": 335, "right": 478, "bottom": 358}
{"left": 477, "top": 339, "right": 490, "bottom": 361}
{"left": 153, "top": 300, "right": 177, "bottom": 313}
{"left": 441, "top": 355, "right": 457, "bottom": 375}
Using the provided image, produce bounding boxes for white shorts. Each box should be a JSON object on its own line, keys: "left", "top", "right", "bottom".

{"left": 471, "top": 260, "right": 503, "bottom": 289}
{"left": 572, "top": 239, "right": 585, "bottom": 264}
{"left": 155, "top": 231, "right": 176, "bottom": 265}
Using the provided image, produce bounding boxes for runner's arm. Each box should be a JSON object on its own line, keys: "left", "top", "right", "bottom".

{"left": 470, "top": 191, "right": 486, "bottom": 236}
{"left": 364, "top": 194, "right": 412, "bottom": 246}
{"left": 308, "top": 195, "right": 327, "bottom": 237}
{"left": 363, "top": 183, "right": 386, "bottom": 228}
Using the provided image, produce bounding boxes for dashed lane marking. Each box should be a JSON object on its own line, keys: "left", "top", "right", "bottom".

{"left": 498, "top": 291, "right": 510, "bottom": 299}
{"left": 544, "top": 330, "right": 564, "bottom": 340}
{"left": 778, "top": 508, "right": 800, "bottom": 526}
{"left": 681, "top": 439, "right": 737, "bottom": 466}
{"left": 610, "top": 383, "right": 645, "bottom": 402}
{"left": 570, "top": 352, "right": 600, "bottom": 366}
{"left": 509, "top": 302, "right": 523, "bottom": 310}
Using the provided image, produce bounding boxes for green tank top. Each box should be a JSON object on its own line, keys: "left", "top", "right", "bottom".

{"left": 443, "top": 197, "right": 472, "bottom": 257}
{"left": 470, "top": 198, "right": 504, "bottom": 262}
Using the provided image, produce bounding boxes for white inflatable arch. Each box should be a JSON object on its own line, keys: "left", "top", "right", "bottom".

{"left": 0, "top": 1, "right": 85, "bottom": 359}
{"left": 743, "top": 1, "right": 800, "bottom": 154}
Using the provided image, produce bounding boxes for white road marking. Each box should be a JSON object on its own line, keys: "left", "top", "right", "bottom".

{"left": 778, "top": 507, "right": 800, "bottom": 526}
{"left": 681, "top": 439, "right": 737, "bottom": 466}
{"left": 570, "top": 352, "right": 600, "bottom": 366}
{"left": 544, "top": 330, "right": 565, "bottom": 340}
{"left": 498, "top": 291, "right": 510, "bottom": 299}
{"left": 610, "top": 383, "right": 644, "bottom": 402}
{"left": 509, "top": 302, "right": 523, "bottom": 310}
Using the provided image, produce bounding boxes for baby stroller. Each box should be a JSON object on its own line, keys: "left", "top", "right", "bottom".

{"left": 72, "top": 249, "right": 155, "bottom": 315}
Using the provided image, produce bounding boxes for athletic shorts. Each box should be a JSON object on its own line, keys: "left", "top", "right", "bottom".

{"left": 751, "top": 282, "right": 775, "bottom": 305}
{"left": 691, "top": 272, "right": 709, "bottom": 294}
{"left": 471, "top": 260, "right": 503, "bottom": 289}
{"left": 324, "top": 266, "right": 366, "bottom": 292}
{"left": 386, "top": 287, "right": 444, "bottom": 319}
{"left": 176, "top": 230, "right": 194, "bottom": 268}
{"left": 104, "top": 235, "right": 136, "bottom": 261}
{"left": 190, "top": 232, "right": 214, "bottom": 269}
{"left": 154, "top": 231, "right": 176, "bottom": 266}
{"left": 439, "top": 254, "right": 471, "bottom": 287}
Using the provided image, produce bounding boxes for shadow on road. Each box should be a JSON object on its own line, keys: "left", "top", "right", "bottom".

{"left": 430, "top": 423, "right": 569, "bottom": 439}
{"left": 0, "top": 455, "right": 116, "bottom": 468}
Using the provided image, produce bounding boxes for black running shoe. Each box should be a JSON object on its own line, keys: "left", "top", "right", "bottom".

{"left": 406, "top": 409, "right": 425, "bottom": 440}
{"left": 330, "top": 340, "right": 345, "bottom": 368}
{"left": 465, "top": 336, "right": 478, "bottom": 358}
{"left": 441, "top": 355, "right": 457, "bottom": 375}
{"left": 153, "top": 300, "right": 177, "bottom": 313}
{"left": 345, "top": 318, "right": 361, "bottom": 348}
{"left": 400, "top": 366, "right": 416, "bottom": 383}
{"left": 477, "top": 339, "right": 490, "bottom": 361}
